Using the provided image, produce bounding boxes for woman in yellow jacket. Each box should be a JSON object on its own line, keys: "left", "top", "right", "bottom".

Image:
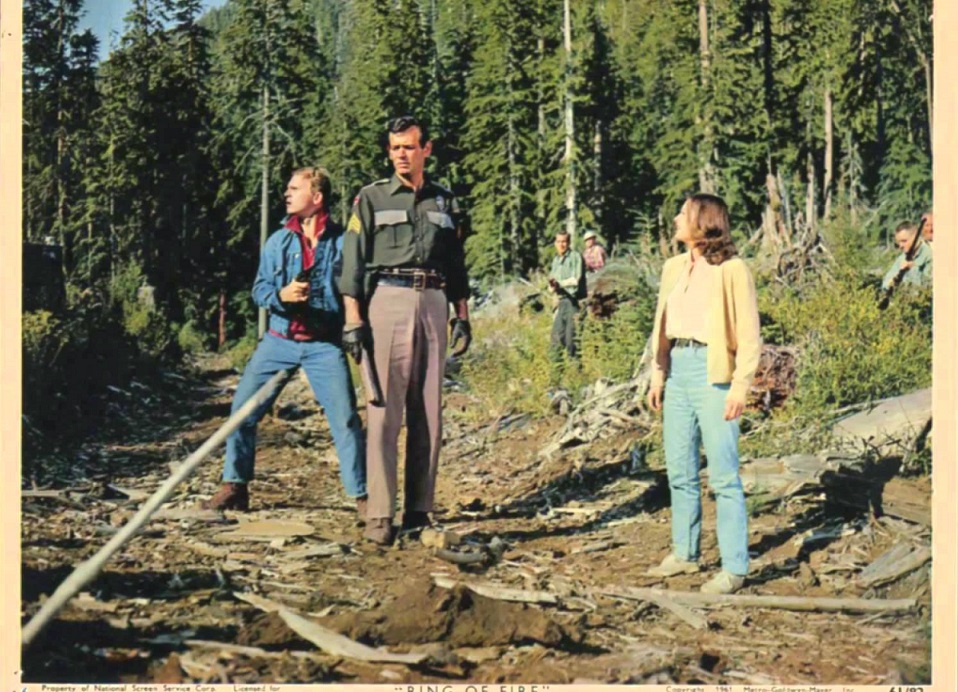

{"left": 646, "top": 193, "right": 762, "bottom": 594}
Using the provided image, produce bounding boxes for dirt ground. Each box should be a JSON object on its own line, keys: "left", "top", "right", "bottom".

{"left": 20, "top": 354, "right": 932, "bottom": 684}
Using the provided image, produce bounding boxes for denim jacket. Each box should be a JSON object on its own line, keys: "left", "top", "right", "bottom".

{"left": 251, "top": 217, "right": 346, "bottom": 337}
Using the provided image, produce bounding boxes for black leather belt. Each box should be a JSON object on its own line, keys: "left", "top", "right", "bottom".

{"left": 376, "top": 269, "right": 445, "bottom": 291}
{"left": 672, "top": 338, "right": 706, "bottom": 349}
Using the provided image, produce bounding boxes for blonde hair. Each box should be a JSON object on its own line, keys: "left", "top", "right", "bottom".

{"left": 292, "top": 166, "right": 332, "bottom": 209}
{"left": 686, "top": 193, "right": 737, "bottom": 265}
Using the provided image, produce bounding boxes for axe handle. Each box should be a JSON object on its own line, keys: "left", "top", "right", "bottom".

{"left": 361, "top": 347, "right": 385, "bottom": 406}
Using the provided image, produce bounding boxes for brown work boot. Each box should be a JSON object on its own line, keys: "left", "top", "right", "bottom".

{"left": 355, "top": 496, "right": 368, "bottom": 527}
{"left": 200, "top": 482, "right": 249, "bottom": 511}
{"left": 401, "top": 510, "right": 432, "bottom": 533}
{"left": 364, "top": 517, "right": 394, "bottom": 546}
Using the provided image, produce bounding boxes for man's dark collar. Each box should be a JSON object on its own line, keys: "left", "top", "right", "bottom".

{"left": 389, "top": 172, "right": 435, "bottom": 195}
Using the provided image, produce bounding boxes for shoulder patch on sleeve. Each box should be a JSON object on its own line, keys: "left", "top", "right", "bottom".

{"left": 347, "top": 213, "right": 362, "bottom": 234}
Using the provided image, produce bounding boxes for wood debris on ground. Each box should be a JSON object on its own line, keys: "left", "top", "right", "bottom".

{"left": 19, "top": 351, "right": 932, "bottom": 685}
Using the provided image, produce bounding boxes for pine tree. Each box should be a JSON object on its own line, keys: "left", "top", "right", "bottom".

{"left": 208, "top": 0, "right": 330, "bottom": 336}
{"left": 22, "top": 0, "right": 100, "bottom": 265}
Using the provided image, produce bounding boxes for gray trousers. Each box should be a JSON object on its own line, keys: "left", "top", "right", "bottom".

{"left": 551, "top": 297, "right": 578, "bottom": 357}
{"left": 364, "top": 285, "right": 448, "bottom": 519}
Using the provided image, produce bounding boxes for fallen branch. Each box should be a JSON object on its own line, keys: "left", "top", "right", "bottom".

{"left": 184, "top": 639, "right": 329, "bottom": 662}
{"left": 598, "top": 587, "right": 916, "bottom": 614}
{"left": 233, "top": 591, "right": 427, "bottom": 665}
{"left": 279, "top": 610, "right": 427, "bottom": 665}
{"left": 21, "top": 369, "right": 293, "bottom": 648}
{"left": 434, "top": 548, "right": 489, "bottom": 566}
{"left": 433, "top": 575, "right": 558, "bottom": 605}
{"left": 605, "top": 588, "right": 708, "bottom": 630}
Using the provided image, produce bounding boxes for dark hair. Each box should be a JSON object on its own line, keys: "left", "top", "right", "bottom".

{"left": 895, "top": 221, "right": 917, "bottom": 235}
{"left": 388, "top": 115, "right": 429, "bottom": 145}
{"left": 292, "top": 166, "right": 332, "bottom": 210}
{"left": 686, "top": 193, "right": 737, "bottom": 265}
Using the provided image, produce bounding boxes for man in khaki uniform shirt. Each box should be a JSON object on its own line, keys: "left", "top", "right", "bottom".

{"left": 338, "top": 116, "right": 471, "bottom": 545}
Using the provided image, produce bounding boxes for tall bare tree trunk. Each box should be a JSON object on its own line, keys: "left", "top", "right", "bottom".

{"left": 56, "top": 0, "right": 67, "bottom": 259}
{"left": 823, "top": 86, "right": 833, "bottom": 221}
{"left": 258, "top": 86, "right": 270, "bottom": 340}
{"left": 563, "top": 0, "right": 577, "bottom": 244}
{"left": 921, "top": 56, "right": 932, "bottom": 153}
{"left": 805, "top": 149, "right": 816, "bottom": 233}
{"left": 218, "top": 288, "right": 227, "bottom": 349}
{"left": 697, "top": 0, "right": 716, "bottom": 194}
{"left": 536, "top": 30, "right": 546, "bottom": 234}
{"left": 507, "top": 89, "right": 518, "bottom": 275}
{"left": 594, "top": 120, "right": 603, "bottom": 229}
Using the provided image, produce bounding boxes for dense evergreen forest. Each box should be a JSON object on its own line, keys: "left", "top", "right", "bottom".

{"left": 22, "top": 0, "right": 933, "bottom": 455}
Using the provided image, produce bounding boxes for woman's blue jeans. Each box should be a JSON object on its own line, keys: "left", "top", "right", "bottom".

{"left": 221, "top": 333, "right": 367, "bottom": 498}
{"left": 663, "top": 345, "right": 748, "bottom": 575}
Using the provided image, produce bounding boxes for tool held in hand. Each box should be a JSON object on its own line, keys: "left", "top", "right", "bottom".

{"left": 878, "top": 216, "right": 926, "bottom": 310}
{"left": 360, "top": 345, "right": 384, "bottom": 407}
{"left": 343, "top": 324, "right": 384, "bottom": 407}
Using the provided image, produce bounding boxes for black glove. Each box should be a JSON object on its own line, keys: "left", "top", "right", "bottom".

{"left": 342, "top": 323, "right": 368, "bottom": 363}
{"left": 449, "top": 318, "right": 472, "bottom": 356}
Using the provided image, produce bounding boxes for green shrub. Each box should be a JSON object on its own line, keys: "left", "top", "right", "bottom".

{"left": 22, "top": 310, "right": 66, "bottom": 372}
{"left": 225, "top": 332, "right": 259, "bottom": 374}
{"left": 760, "top": 274, "right": 931, "bottom": 414}
{"left": 109, "top": 263, "right": 177, "bottom": 360}
{"left": 176, "top": 320, "right": 208, "bottom": 355}
{"left": 578, "top": 298, "right": 656, "bottom": 383}
{"left": 459, "top": 310, "right": 558, "bottom": 420}
{"left": 459, "top": 271, "right": 657, "bottom": 420}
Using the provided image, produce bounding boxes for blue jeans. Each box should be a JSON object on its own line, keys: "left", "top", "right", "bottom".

{"left": 663, "top": 345, "right": 748, "bottom": 575}
{"left": 222, "top": 333, "right": 366, "bottom": 498}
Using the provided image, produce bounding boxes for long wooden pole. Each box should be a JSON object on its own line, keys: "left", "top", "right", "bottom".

{"left": 600, "top": 587, "right": 917, "bottom": 614}
{"left": 21, "top": 369, "right": 292, "bottom": 648}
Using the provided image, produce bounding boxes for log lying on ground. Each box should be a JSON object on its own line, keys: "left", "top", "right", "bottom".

{"left": 832, "top": 388, "right": 931, "bottom": 454}
{"left": 858, "top": 543, "right": 932, "bottom": 588}
{"left": 432, "top": 575, "right": 559, "bottom": 605}
{"left": 598, "top": 587, "right": 917, "bottom": 614}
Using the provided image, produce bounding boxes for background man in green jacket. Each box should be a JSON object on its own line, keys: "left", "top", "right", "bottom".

{"left": 548, "top": 230, "right": 586, "bottom": 358}
{"left": 881, "top": 221, "right": 933, "bottom": 291}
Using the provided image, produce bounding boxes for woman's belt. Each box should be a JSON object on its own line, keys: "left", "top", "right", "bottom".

{"left": 671, "top": 337, "right": 707, "bottom": 349}
{"left": 376, "top": 268, "right": 446, "bottom": 291}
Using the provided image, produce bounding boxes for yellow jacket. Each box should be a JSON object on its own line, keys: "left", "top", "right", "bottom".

{"left": 650, "top": 252, "right": 762, "bottom": 404}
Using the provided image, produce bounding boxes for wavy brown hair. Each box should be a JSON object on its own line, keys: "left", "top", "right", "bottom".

{"left": 686, "top": 193, "right": 737, "bottom": 265}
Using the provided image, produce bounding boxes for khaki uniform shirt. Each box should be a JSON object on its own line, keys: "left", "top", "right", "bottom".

{"left": 338, "top": 174, "right": 469, "bottom": 302}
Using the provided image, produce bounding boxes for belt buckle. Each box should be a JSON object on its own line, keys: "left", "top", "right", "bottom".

{"left": 412, "top": 271, "right": 426, "bottom": 291}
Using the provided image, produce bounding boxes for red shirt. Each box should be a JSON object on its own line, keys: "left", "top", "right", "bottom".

{"left": 271, "top": 213, "right": 328, "bottom": 341}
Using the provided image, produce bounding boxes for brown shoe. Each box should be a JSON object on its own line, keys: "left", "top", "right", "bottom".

{"left": 200, "top": 482, "right": 249, "bottom": 511}
{"left": 401, "top": 510, "right": 432, "bottom": 532}
{"left": 355, "top": 496, "right": 368, "bottom": 527}
{"left": 364, "top": 517, "right": 394, "bottom": 546}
